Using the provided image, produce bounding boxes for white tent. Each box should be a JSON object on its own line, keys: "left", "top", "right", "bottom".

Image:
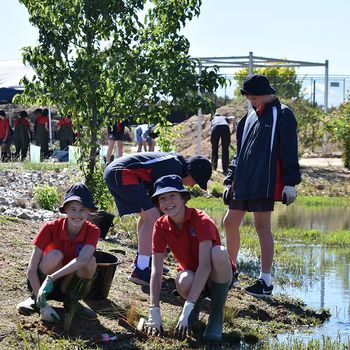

{"left": 0, "top": 59, "right": 34, "bottom": 102}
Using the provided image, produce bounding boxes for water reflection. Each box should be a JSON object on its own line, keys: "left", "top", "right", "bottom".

{"left": 205, "top": 203, "right": 350, "bottom": 344}
{"left": 276, "top": 245, "right": 350, "bottom": 342}
{"left": 209, "top": 203, "right": 350, "bottom": 232}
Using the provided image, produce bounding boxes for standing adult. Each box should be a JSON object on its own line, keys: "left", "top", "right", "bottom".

{"left": 35, "top": 108, "right": 49, "bottom": 158}
{"left": 210, "top": 112, "right": 232, "bottom": 175}
{"left": 57, "top": 115, "right": 74, "bottom": 150}
{"left": 223, "top": 74, "right": 301, "bottom": 297}
{"left": 104, "top": 152, "right": 212, "bottom": 286}
{"left": 14, "top": 110, "right": 31, "bottom": 161}
{"left": 0, "top": 110, "right": 10, "bottom": 162}
{"left": 135, "top": 124, "right": 156, "bottom": 152}
{"left": 105, "top": 116, "right": 131, "bottom": 164}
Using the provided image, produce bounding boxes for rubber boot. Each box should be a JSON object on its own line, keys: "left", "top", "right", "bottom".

{"left": 202, "top": 281, "right": 230, "bottom": 342}
{"left": 64, "top": 275, "right": 96, "bottom": 331}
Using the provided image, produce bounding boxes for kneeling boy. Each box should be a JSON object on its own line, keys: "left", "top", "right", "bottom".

{"left": 144, "top": 174, "right": 235, "bottom": 342}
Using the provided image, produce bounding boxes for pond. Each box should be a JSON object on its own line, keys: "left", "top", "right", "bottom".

{"left": 209, "top": 202, "right": 350, "bottom": 232}
{"left": 207, "top": 202, "right": 350, "bottom": 346}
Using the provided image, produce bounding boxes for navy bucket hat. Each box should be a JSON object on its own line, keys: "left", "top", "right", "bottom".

{"left": 59, "top": 182, "right": 98, "bottom": 213}
{"left": 240, "top": 74, "right": 276, "bottom": 96}
{"left": 151, "top": 174, "right": 191, "bottom": 203}
{"left": 186, "top": 155, "right": 212, "bottom": 190}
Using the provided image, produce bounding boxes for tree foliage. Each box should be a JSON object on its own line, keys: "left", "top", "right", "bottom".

{"left": 325, "top": 102, "right": 350, "bottom": 168}
{"left": 234, "top": 66, "right": 303, "bottom": 99}
{"left": 283, "top": 98, "right": 325, "bottom": 154}
{"left": 15, "top": 0, "right": 224, "bottom": 195}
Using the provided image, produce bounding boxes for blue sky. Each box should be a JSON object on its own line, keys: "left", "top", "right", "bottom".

{"left": 1, "top": 0, "right": 349, "bottom": 75}
{"left": 1, "top": 0, "right": 349, "bottom": 105}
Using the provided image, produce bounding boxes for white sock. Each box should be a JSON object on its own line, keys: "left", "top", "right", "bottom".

{"left": 259, "top": 272, "right": 272, "bottom": 287}
{"left": 137, "top": 254, "right": 150, "bottom": 270}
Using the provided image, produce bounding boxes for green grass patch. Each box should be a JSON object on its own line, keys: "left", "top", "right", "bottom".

{"left": 296, "top": 195, "right": 350, "bottom": 207}
{"left": 189, "top": 194, "right": 350, "bottom": 211}
{"left": 0, "top": 162, "right": 78, "bottom": 172}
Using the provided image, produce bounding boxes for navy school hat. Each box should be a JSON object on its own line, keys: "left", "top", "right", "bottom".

{"left": 151, "top": 174, "right": 191, "bottom": 203}
{"left": 186, "top": 155, "right": 212, "bottom": 190}
{"left": 19, "top": 110, "right": 28, "bottom": 118}
{"left": 59, "top": 182, "right": 98, "bottom": 213}
{"left": 240, "top": 74, "right": 276, "bottom": 96}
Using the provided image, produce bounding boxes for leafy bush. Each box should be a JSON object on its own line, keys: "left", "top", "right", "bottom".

{"left": 89, "top": 165, "right": 114, "bottom": 211}
{"left": 33, "top": 185, "right": 60, "bottom": 211}
{"left": 210, "top": 182, "right": 225, "bottom": 198}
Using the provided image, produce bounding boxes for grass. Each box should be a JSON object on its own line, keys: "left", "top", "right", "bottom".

{"left": 188, "top": 194, "right": 350, "bottom": 210}
{"left": 0, "top": 162, "right": 78, "bottom": 172}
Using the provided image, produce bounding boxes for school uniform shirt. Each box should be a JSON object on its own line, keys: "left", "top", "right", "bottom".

{"left": 14, "top": 117, "right": 30, "bottom": 129}
{"left": 152, "top": 207, "right": 221, "bottom": 272}
{"left": 36, "top": 115, "right": 49, "bottom": 126}
{"left": 33, "top": 218, "right": 100, "bottom": 265}
{"left": 104, "top": 152, "right": 188, "bottom": 191}
{"left": 0, "top": 117, "right": 10, "bottom": 140}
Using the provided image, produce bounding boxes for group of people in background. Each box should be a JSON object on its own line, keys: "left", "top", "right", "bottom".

{"left": 0, "top": 108, "right": 75, "bottom": 162}
{"left": 16, "top": 74, "right": 301, "bottom": 342}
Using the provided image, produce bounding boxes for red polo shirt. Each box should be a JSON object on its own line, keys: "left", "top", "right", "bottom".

{"left": 36, "top": 115, "right": 49, "bottom": 125}
{"left": 33, "top": 218, "right": 100, "bottom": 265}
{"left": 152, "top": 207, "right": 221, "bottom": 272}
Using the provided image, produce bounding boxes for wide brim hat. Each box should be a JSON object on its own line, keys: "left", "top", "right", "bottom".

{"left": 59, "top": 182, "right": 98, "bottom": 213}
{"left": 151, "top": 174, "right": 191, "bottom": 203}
{"left": 186, "top": 155, "right": 212, "bottom": 190}
{"left": 240, "top": 74, "right": 276, "bottom": 96}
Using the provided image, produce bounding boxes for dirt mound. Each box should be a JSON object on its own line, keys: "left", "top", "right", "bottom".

{"left": 174, "top": 100, "right": 248, "bottom": 157}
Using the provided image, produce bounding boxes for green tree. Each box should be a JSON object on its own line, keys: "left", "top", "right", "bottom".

{"left": 234, "top": 66, "right": 303, "bottom": 99}
{"left": 325, "top": 102, "right": 350, "bottom": 168}
{"left": 15, "top": 0, "right": 224, "bottom": 195}
{"left": 284, "top": 98, "right": 325, "bottom": 154}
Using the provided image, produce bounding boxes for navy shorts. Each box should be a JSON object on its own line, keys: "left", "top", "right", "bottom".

{"left": 27, "top": 269, "right": 65, "bottom": 302}
{"left": 104, "top": 169, "right": 154, "bottom": 216}
{"left": 108, "top": 126, "right": 125, "bottom": 141}
{"left": 229, "top": 198, "right": 274, "bottom": 212}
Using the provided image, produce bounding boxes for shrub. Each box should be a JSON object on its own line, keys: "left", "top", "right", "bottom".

{"left": 33, "top": 185, "right": 60, "bottom": 211}
{"left": 210, "top": 182, "right": 225, "bottom": 198}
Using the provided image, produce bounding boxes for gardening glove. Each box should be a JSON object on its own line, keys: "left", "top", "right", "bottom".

{"left": 144, "top": 306, "right": 164, "bottom": 336}
{"left": 282, "top": 186, "right": 297, "bottom": 206}
{"left": 36, "top": 276, "right": 54, "bottom": 309}
{"left": 40, "top": 304, "right": 60, "bottom": 323}
{"left": 223, "top": 185, "right": 233, "bottom": 205}
{"left": 175, "top": 301, "right": 194, "bottom": 339}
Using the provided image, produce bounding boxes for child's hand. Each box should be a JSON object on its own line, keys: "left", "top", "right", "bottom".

{"left": 143, "top": 306, "right": 164, "bottom": 336}
{"left": 40, "top": 304, "right": 60, "bottom": 323}
{"left": 175, "top": 301, "right": 194, "bottom": 338}
{"left": 37, "top": 276, "right": 54, "bottom": 309}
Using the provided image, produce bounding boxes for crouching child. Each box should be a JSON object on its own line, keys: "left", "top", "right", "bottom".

{"left": 143, "top": 174, "right": 235, "bottom": 342}
{"left": 17, "top": 183, "right": 100, "bottom": 331}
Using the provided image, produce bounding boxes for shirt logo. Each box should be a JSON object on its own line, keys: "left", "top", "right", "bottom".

{"left": 189, "top": 227, "right": 197, "bottom": 237}
{"left": 265, "top": 124, "right": 272, "bottom": 128}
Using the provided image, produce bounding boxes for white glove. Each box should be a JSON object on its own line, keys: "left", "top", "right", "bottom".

{"left": 282, "top": 186, "right": 297, "bottom": 205}
{"left": 40, "top": 304, "right": 60, "bottom": 323}
{"left": 144, "top": 306, "right": 164, "bottom": 335}
{"left": 175, "top": 301, "right": 194, "bottom": 338}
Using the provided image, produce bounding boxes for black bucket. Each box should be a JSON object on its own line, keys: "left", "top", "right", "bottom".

{"left": 88, "top": 210, "right": 115, "bottom": 239}
{"left": 87, "top": 251, "right": 118, "bottom": 300}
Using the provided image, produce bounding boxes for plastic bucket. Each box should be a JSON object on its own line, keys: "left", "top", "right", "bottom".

{"left": 30, "top": 144, "right": 41, "bottom": 163}
{"left": 88, "top": 210, "right": 115, "bottom": 239}
{"left": 87, "top": 251, "right": 118, "bottom": 300}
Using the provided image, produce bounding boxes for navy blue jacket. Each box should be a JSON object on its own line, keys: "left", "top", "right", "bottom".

{"left": 224, "top": 98, "right": 301, "bottom": 200}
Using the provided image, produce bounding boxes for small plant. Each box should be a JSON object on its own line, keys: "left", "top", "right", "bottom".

{"left": 33, "top": 184, "right": 60, "bottom": 211}
{"left": 209, "top": 182, "right": 225, "bottom": 198}
{"left": 89, "top": 165, "right": 114, "bottom": 211}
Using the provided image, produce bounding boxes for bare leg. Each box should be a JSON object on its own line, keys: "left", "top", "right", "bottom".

{"left": 253, "top": 211, "right": 273, "bottom": 273}
{"left": 138, "top": 207, "right": 160, "bottom": 256}
{"left": 116, "top": 140, "right": 123, "bottom": 158}
{"left": 175, "top": 270, "right": 195, "bottom": 299}
{"left": 210, "top": 245, "right": 232, "bottom": 284}
{"left": 106, "top": 139, "right": 115, "bottom": 163}
{"left": 223, "top": 209, "right": 245, "bottom": 265}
